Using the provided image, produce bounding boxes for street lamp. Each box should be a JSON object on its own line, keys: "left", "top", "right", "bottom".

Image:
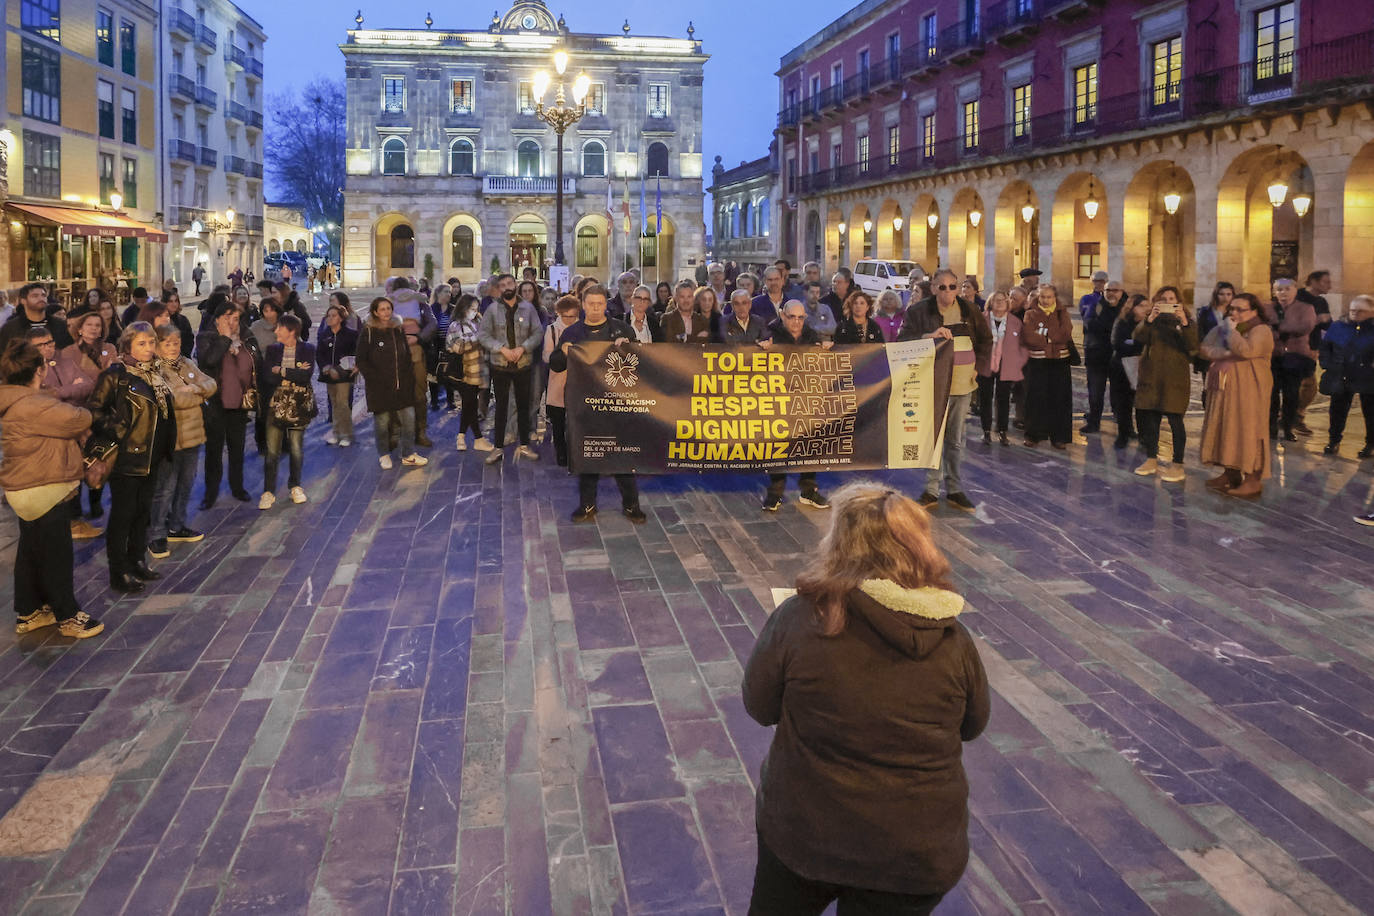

{"left": 968, "top": 209, "right": 982, "bottom": 228}
{"left": 532, "top": 47, "right": 590, "bottom": 267}
{"left": 1083, "top": 178, "right": 1099, "bottom": 221}
{"left": 109, "top": 191, "right": 124, "bottom": 211}
{"left": 1021, "top": 193, "right": 1036, "bottom": 224}
{"left": 892, "top": 216, "right": 903, "bottom": 232}
{"left": 926, "top": 211, "right": 939, "bottom": 230}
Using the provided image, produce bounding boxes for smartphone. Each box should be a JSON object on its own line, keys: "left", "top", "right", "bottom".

{"left": 1155, "top": 301, "right": 1177, "bottom": 315}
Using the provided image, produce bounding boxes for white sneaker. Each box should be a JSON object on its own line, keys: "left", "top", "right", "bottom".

{"left": 338, "top": 437, "right": 352, "bottom": 447}
{"left": 324, "top": 432, "right": 338, "bottom": 446}
{"left": 455, "top": 437, "right": 467, "bottom": 452}
{"left": 289, "top": 486, "right": 308, "bottom": 504}
{"left": 258, "top": 492, "right": 275, "bottom": 510}
{"left": 379, "top": 455, "right": 394, "bottom": 470}
{"left": 401, "top": 453, "right": 428, "bottom": 467}
{"left": 516, "top": 445, "right": 539, "bottom": 461}
{"left": 473, "top": 437, "right": 494, "bottom": 452}
{"left": 1159, "top": 463, "right": 1186, "bottom": 483}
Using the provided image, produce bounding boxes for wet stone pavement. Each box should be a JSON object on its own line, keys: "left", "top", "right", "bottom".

{"left": 0, "top": 380, "right": 1371, "bottom": 915}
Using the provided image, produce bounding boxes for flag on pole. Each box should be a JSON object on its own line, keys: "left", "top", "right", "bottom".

{"left": 655, "top": 176, "right": 663, "bottom": 234}
{"left": 621, "top": 178, "right": 631, "bottom": 235}
{"left": 605, "top": 181, "right": 613, "bottom": 220}
{"left": 639, "top": 176, "right": 647, "bottom": 235}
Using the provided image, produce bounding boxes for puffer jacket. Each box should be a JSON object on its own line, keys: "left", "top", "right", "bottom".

{"left": 159, "top": 356, "right": 217, "bottom": 450}
{"left": 87, "top": 362, "right": 177, "bottom": 477}
{"left": 0, "top": 385, "right": 91, "bottom": 492}
{"left": 1318, "top": 317, "right": 1374, "bottom": 396}
{"left": 743, "top": 579, "right": 989, "bottom": 897}
{"left": 46, "top": 342, "right": 116, "bottom": 403}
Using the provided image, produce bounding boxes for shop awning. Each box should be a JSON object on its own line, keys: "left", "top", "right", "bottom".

{"left": 4, "top": 202, "right": 169, "bottom": 242}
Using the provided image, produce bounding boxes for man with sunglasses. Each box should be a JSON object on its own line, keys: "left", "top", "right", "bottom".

{"left": 762, "top": 302, "right": 831, "bottom": 512}
{"left": 897, "top": 268, "right": 992, "bottom": 512}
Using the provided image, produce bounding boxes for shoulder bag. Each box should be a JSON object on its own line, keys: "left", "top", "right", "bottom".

{"left": 83, "top": 438, "right": 119, "bottom": 489}
{"left": 268, "top": 380, "right": 318, "bottom": 429}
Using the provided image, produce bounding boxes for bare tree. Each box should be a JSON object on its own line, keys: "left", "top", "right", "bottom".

{"left": 264, "top": 77, "right": 345, "bottom": 253}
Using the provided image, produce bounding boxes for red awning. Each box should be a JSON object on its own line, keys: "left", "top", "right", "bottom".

{"left": 5, "top": 202, "right": 169, "bottom": 242}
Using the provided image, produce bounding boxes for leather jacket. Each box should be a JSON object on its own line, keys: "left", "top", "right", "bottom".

{"left": 87, "top": 362, "right": 177, "bottom": 477}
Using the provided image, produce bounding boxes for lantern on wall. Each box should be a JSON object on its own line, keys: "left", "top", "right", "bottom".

{"left": 892, "top": 216, "right": 903, "bottom": 231}
{"left": 1083, "top": 178, "right": 1099, "bottom": 221}
{"left": 1020, "top": 192, "right": 1035, "bottom": 224}
{"left": 863, "top": 218, "right": 873, "bottom": 233}
{"left": 968, "top": 209, "right": 982, "bottom": 228}
{"left": 926, "top": 211, "right": 939, "bottom": 229}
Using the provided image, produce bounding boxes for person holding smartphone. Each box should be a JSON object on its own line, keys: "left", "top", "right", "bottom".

{"left": 1133, "top": 287, "right": 1198, "bottom": 482}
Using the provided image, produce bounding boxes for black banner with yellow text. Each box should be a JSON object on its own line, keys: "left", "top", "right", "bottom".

{"left": 565, "top": 341, "right": 953, "bottom": 475}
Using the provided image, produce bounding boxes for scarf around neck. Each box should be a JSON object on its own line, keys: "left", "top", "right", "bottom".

{"left": 122, "top": 355, "right": 173, "bottom": 417}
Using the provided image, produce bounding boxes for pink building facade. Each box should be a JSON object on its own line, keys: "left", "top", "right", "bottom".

{"left": 774, "top": 0, "right": 1374, "bottom": 307}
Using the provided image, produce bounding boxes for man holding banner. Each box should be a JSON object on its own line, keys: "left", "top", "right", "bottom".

{"left": 763, "top": 302, "right": 833, "bottom": 511}
{"left": 548, "top": 285, "right": 646, "bottom": 524}
{"left": 898, "top": 268, "right": 991, "bottom": 512}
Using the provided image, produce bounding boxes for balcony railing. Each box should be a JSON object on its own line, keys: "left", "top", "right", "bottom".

{"left": 247, "top": 57, "right": 263, "bottom": 79}
{"left": 168, "top": 139, "right": 197, "bottom": 163}
{"left": 197, "top": 147, "right": 218, "bottom": 168}
{"left": 791, "top": 29, "right": 1374, "bottom": 196}
{"left": 225, "top": 44, "right": 247, "bottom": 68}
{"left": 168, "top": 205, "right": 210, "bottom": 228}
{"left": 197, "top": 25, "right": 217, "bottom": 51}
{"left": 246, "top": 161, "right": 264, "bottom": 179}
{"left": 242, "top": 213, "right": 264, "bottom": 232}
{"left": 168, "top": 8, "right": 195, "bottom": 38}
{"left": 224, "top": 156, "right": 247, "bottom": 175}
{"left": 247, "top": 110, "right": 264, "bottom": 130}
{"left": 983, "top": 0, "right": 1040, "bottom": 43}
{"left": 225, "top": 100, "right": 248, "bottom": 123}
{"left": 483, "top": 175, "right": 576, "bottom": 196}
{"left": 194, "top": 85, "right": 217, "bottom": 108}
{"left": 168, "top": 73, "right": 195, "bottom": 102}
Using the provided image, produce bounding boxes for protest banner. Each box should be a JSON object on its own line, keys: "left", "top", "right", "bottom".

{"left": 564, "top": 341, "right": 953, "bottom": 475}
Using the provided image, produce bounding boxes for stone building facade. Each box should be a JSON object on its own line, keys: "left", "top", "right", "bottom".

{"left": 708, "top": 147, "right": 781, "bottom": 274}
{"left": 775, "top": 0, "right": 1374, "bottom": 309}
{"left": 339, "top": 1, "right": 708, "bottom": 289}
{"left": 265, "top": 203, "right": 311, "bottom": 256}
{"left": 161, "top": 0, "right": 267, "bottom": 290}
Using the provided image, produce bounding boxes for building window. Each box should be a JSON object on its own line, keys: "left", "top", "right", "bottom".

{"left": 1076, "top": 242, "right": 1101, "bottom": 279}
{"left": 119, "top": 19, "right": 136, "bottom": 75}
{"left": 831, "top": 141, "right": 843, "bottom": 179}
{"left": 21, "top": 41, "right": 61, "bottom": 123}
{"left": 887, "top": 124, "right": 900, "bottom": 167}
{"left": 1011, "top": 84, "right": 1031, "bottom": 141}
{"left": 962, "top": 100, "right": 980, "bottom": 151}
{"left": 857, "top": 134, "right": 870, "bottom": 173}
{"left": 1151, "top": 37, "right": 1183, "bottom": 110}
{"left": 730, "top": 206, "right": 740, "bottom": 239}
{"left": 758, "top": 199, "right": 771, "bottom": 237}
{"left": 97, "top": 9, "right": 114, "bottom": 65}
{"left": 23, "top": 131, "right": 60, "bottom": 199}
{"left": 809, "top": 75, "right": 821, "bottom": 114}
{"left": 21, "top": 0, "right": 60, "bottom": 41}
{"left": 809, "top": 149, "right": 819, "bottom": 174}
{"left": 381, "top": 137, "right": 406, "bottom": 175}
{"left": 98, "top": 80, "right": 116, "bottom": 138}
{"left": 787, "top": 157, "right": 797, "bottom": 194}
{"left": 99, "top": 153, "right": 117, "bottom": 204}
{"left": 858, "top": 49, "right": 870, "bottom": 91}
{"left": 1255, "top": 3, "right": 1295, "bottom": 86}
{"left": 576, "top": 226, "right": 599, "bottom": 268}
{"left": 122, "top": 157, "right": 138, "bottom": 208}
{"left": 383, "top": 77, "right": 405, "bottom": 113}
{"left": 648, "top": 83, "right": 670, "bottom": 117}
{"left": 391, "top": 225, "right": 415, "bottom": 269}
{"left": 921, "top": 113, "right": 936, "bottom": 161}
{"left": 1074, "top": 63, "right": 1098, "bottom": 125}
{"left": 923, "top": 14, "right": 937, "bottom": 59}
{"left": 450, "top": 138, "right": 474, "bottom": 175}
{"left": 741, "top": 201, "right": 752, "bottom": 236}
{"left": 517, "top": 139, "right": 541, "bottom": 177}
{"left": 451, "top": 78, "right": 473, "bottom": 113}
{"left": 831, "top": 63, "right": 843, "bottom": 88}
{"left": 452, "top": 225, "right": 474, "bottom": 268}
{"left": 517, "top": 80, "right": 536, "bottom": 114}
{"left": 582, "top": 140, "right": 606, "bottom": 177}
{"left": 646, "top": 142, "right": 669, "bottom": 178}
{"left": 585, "top": 83, "right": 605, "bottom": 116}
{"left": 121, "top": 88, "right": 137, "bottom": 143}
{"left": 887, "top": 33, "right": 900, "bottom": 79}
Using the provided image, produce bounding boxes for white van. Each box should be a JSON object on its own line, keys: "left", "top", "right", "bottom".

{"left": 852, "top": 259, "right": 924, "bottom": 296}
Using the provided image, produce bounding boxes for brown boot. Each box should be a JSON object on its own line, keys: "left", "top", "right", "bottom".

{"left": 1225, "top": 473, "right": 1262, "bottom": 500}
{"left": 1206, "top": 469, "right": 1241, "bottom": 491}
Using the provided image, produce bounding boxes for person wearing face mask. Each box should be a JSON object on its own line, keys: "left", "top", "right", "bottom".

{"left": 476, "top": 273, "right": 542, "bottom": 465}
{"left": 446, "top": 294, "right": 492, "bottom": 453}
{"left": 1020, "top": 282, "right": 1074, "bottom": 450}
{"left": 147, "top": 324, "right": 216, "bottom": 559}
{"left": 1198, "top": 292, "right": 1273, "bottom": 499}
{"left": 88, "top": 322, "right": 178, "bottom": 594}
{"left": 1079, "top": 272, "right": 1122, "bottom": 435}
{"left": 542, "top": 295, "right": 585, "bottom": 466}
{"left": 898, "top": 269, "right": 991, "bottom": 510}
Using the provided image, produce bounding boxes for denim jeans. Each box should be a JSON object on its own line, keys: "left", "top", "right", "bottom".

{"left": 925, "top": 392, "right": 972, "bottom": 497}
{"left": 264, "top": 425, "right": 305, "bottom": 491}
{"left": 373, "top": 407, "right": 416, "bottom": 456}
{"left": 326, "top": 381, "right": 354, "bottom": 439}
{"left": 149, "top": 446, "right": 200, "bottom": 541}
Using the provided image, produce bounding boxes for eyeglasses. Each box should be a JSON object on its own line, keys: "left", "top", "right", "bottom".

{"left": 936, "top": 284, "right": 957, "bottom": 292}
{"left": 784, "top": 313, "right": 805, "bottom": 320}
{"left": 34, "top": 339, "right": 55, "bottom": 347}
{"left": 632, "top": 293, "right": 651, "bottom": 301}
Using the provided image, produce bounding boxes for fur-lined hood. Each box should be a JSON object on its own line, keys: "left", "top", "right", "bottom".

{"left": 850, "top": 579, "right": 965, "bottom": 660}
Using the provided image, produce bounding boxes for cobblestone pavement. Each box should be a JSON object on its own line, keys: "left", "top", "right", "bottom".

{"left": 0, "top": 327, "right": 1371, "bottom": 914}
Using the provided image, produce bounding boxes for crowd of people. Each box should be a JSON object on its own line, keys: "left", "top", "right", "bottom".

{"left": 1, "top": 256, "right": 1371, "bottom": 643}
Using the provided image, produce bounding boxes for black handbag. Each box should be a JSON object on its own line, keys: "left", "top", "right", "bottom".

{"left": 435, "top": 350, "right": 465, "bottom": 387}
{"left": 268, "top": 381, "right": 318, "bottom": 428}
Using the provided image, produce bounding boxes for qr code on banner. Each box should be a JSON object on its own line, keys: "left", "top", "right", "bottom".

{"left": 903, "top": 444, "right": 920, "bottom": 462}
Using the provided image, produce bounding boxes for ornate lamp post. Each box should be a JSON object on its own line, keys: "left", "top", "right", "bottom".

{"left": 532, "top": 49, "right": 591, "bottom": 267}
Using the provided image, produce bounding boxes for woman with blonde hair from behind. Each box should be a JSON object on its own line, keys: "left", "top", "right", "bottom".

{"left": 742, "top": 482, "right": 989, "bottom": 915}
